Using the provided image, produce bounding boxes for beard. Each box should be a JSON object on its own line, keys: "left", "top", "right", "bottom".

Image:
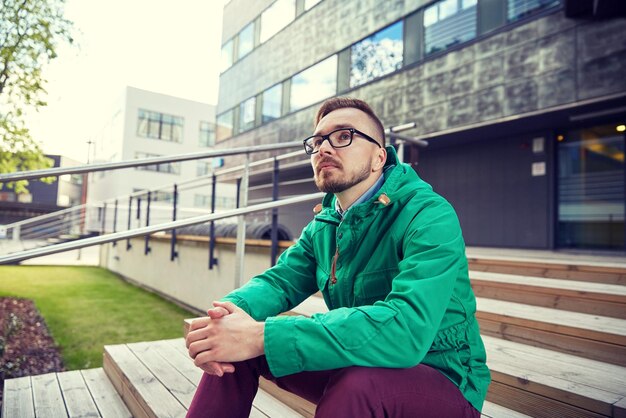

{"left": 314, "top": 159, "right": 372, "bottom": 194}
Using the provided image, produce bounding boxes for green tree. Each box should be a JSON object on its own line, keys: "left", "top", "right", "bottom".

{"left": 0, "top": 0, "right": 73, "bottom": 193}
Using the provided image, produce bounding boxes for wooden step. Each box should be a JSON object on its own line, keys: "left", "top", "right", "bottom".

{"left": 470, "top": 271, "right": 626, "bottom": 318}
{"left": 476, "top": 297, "right": 626, "bottom": 366}
{"left": 484, "top": 335, "right": 626, "bottom": 417}
{"left": 467, "top": 255, "right": 626, "bottom": 285}
{"left": 1, "top": 368, "right": 131, "bottom": 418}
{"left": 103, "top": 338, "right": 305, "bottom": 418}
{"left": 481, "top": 401, "right": 532, "bottom": 417}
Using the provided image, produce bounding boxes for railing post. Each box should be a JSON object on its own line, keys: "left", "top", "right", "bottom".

{"left": 112, "top": 199, "right": 118, "bottom": 247}
{"left": 144, "top": 191, "right": 151, "bottom": 255}
{"left": 101, "top": 203, "right": 107, "bottom": 234}
{"left": 209, "top": 174, "right": 218, "bottom": 269}
{"left": 170, "top": 184, "right": 178, "bottom": 261}
{"left": 126, "top": 196, "right": 133, "bottom": 250}
{"left": 12, "top": 225, "right": 20, "bottom": 242}
{"left": 234, "top": 156, "right": 249, "bottom": 287}
{"left": 270, "top": 157, "right": 280, "bottom": 266}
{"left": 136, "top": 196, "right": 142, "bottom": 229}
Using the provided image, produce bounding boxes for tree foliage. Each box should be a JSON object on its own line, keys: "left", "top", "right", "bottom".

{"left": 0, "top": 0, "right": 73, "bottom": 193}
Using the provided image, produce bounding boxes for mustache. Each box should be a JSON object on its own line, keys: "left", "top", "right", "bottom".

{"left": 315, "top": 156, "right": 342, "bottom": 171}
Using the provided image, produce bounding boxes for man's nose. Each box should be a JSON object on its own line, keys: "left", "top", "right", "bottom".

{"left": 318, "top": 138, "right": 335, "bottom": 155}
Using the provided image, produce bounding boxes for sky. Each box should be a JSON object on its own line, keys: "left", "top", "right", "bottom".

{"left": 24, "top": 0, "right": 227, "bottom": 163}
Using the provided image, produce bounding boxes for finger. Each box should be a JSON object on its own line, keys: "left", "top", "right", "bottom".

{"left": 207, "top": 306, "right": 230, "bottom": 319}
{"left": 189, "top": 317, "right": 210, "bottom": 331}
{"left": 212, "top": 301, "right": 239, "bottom": 314}
{"left": 222, "top": 363, "right": 235, "bottom": 374}
{"left": 185, "top": 326, "right": 212, "bottom": 349}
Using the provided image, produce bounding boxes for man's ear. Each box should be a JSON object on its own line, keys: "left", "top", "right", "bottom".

{"left": 373, "top": 147, "right": 387, "bottom": 172}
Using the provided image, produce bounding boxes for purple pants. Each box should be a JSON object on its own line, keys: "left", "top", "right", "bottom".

{"left": 186, "top": 356, "right": 480, "bottom": 418}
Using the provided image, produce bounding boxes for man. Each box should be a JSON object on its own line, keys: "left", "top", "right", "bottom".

{"left": 186, "top": 97, "right": 491, "bottom": 417}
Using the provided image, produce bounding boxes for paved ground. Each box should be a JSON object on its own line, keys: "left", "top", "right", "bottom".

{"left": 19, "top": 245, "right": 100, "bottom": 266}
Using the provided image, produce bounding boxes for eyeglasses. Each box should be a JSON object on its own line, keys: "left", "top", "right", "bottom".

{"left": 303, "top": 128, "right": 381, "bottom": 155}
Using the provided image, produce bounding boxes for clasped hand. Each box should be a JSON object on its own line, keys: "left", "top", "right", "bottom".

{"left": 186, "top": 301, "right": 265, "bottom": 376}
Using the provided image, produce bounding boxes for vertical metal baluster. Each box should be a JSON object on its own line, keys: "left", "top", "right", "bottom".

{"left": 270, "top": 157, "right": 280, "bottom": 266}
{"left": 170, "top": 184, "right": 178, "bottom": 261}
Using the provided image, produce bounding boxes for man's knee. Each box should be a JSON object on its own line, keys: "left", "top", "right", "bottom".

{"left": 328, "top": 367, "right": 376, "bottom": 397}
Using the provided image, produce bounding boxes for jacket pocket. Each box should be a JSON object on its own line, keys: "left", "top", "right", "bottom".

{"left": 353, "top": 267, "right": 398, "bottom": 305}
{"left": 319, "top": 305, "right": 397, "bottom": 350}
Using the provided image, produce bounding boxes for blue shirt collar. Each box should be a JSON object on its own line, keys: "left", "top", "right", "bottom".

{"left": 335, "top": 173, "right": 386, "bottom": 217}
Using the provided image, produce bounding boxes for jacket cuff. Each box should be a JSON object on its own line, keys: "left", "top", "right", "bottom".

{"left": 264, "top": 316, "right": 302, "bottom": 377}
{"left": 220, "top": 295, "right": 251, "bottom": 316}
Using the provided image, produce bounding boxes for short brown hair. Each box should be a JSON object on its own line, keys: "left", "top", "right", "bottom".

{"left": 315, "top": 97, "right": 385, "bottom": 146}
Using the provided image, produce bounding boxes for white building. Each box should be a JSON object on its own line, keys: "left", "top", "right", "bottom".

{"left": 87, "top": 87, "right": 235, "bottom": 229}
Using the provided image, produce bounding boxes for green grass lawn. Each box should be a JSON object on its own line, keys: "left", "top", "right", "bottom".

{"left": 0, "top": 265, "right": 194, "bottom": 370}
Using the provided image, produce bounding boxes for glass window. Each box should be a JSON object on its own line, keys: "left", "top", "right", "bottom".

{"left": 557, "top": 123, "right": 624, "bottom": 249}
{"left": 262, "top": 84, "right": 282, "bottom": 123}
{"left": 305, "top": 0, "right": 322, "bottom": 10}
{"left": 350, "top": 21, "right": 403, "bottom": 88}
{"left": 197, "top": 161, "right": 212, "bottom": 177}
{"left": 507, "top": 0, "right": 560, "bottom": 22}
{"left": 290, "top": 55, "right": 337, "bottom": 112}
{"left": 221, "top": 39, "right": 234, "bottom": 72}
{"left": 135, "top": 152, "right": 180, "bottom": 175}
{"left": 199, "top": 121, "right": 216, "bottom": 147}
{"left": 238, "top": 22, "right": 255, "bottom": 59}
{"left": 194, "top": 194, "right": 211, "bottom": 208}
{"left": 239, "top": 97, "right": 256, "bottom": 132}
{"left": 260, "top": 0, "right": 296, "bottom": 43}
{"left": 424, "top": 0, "right": 477, "bottom": 56}
{"left": 137, "top": 109, "right": 184, "bottom": 142}
{"left": 216, "top": 110, "right": 234, "bottom": 142}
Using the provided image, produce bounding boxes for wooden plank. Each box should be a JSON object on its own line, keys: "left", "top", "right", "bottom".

{"left": 470, "top": 271, "right": 626, "bottom": 299}
{"left": 259, "top": 378, "right": 316, "bottom": 418}
{"left": 57, "top": 370, "right": 100, "bottom": 417}
{"left": 250, "top": 406, "right": 270, "bottom": 418}
{"left": 31, "top": 372, "right": 69, "bottom": 417}
{"left": 481, "top": 400, "right": 531, "bottom": 418}
{"left": 291, "top": 296, "right": 328, "bottom": 317}
{"left": 468, "top": 260, "right": 626, "bottom": 285}
{"left": 81, "top": 368, "right": 132, "bottom": 418}
{"left": 104, "top": 344, "right": 186, "bottom": 418}
{"left": 476, "top": 297, "right": 626, "bottom": 341}
{"left": 127, "top": 341, "right": 198, "bottom": 408}
{"left": 103, "top": 351, "right": 150, "bottom": 418}
{"left": 472, "top": 282, "right": 626, "bottom": 319}
{"left": 478, "top": 317, "right": 626, "bottom": 366}
{"left": 2, "top": 376, "right": 35, "bottom": 418}
{"left": 614, "top": 395, "right": 626, "bottom": 418}
{"left": 486, "top": 381, "right": 606, "bottom": 418}
{"left": 484, "top": 336, "right": 626, "bottom": 415}
{"left": 252, "top": 388, "right": 305, "bottom": 418}
{"left": 149, "top": 340, "right": 203, "bottom": 386}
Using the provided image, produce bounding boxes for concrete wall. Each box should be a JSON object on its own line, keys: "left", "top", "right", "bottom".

{"left": 100, "top": 236, "right": 288, "bottom": 313}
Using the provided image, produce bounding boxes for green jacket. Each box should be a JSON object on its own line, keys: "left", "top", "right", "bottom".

{"left": 223, "top": 147, "right": 491, "bottom": 412}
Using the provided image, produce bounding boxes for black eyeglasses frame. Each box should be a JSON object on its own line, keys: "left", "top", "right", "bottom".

{"left": 303, "top": 128, "right": 381, "bottom": 155}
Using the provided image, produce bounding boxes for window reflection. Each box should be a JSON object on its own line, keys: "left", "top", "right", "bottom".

{"left": 137, "top": 109, "right": 184, "bottom": 143}
{"left": 221, "top": 40, "right": 234, "bottom": 72}
{"left": 350, "top": 21, "right": 403, "bottom": 88}
{"left": 199, "top": 121, "right": 215, "bottom": 147}
{"left": 290, "top": 55, "right": 337, "bottom": 112}
{"left": 240, "top": 97, "right": 256, "bottom": 132}
{"left": 262, "top": 84, "right": 282, "bottom": 123}
{"left": 508, "top": 0, "right": 560, "bottom": 22}
{"left": 238, "top": 22, "right": 255, "bottom": 59}
{"left": 424, "top": 0, "right": 477, "bottom": 56}
{"left": 216, "top": 110, "right": 234, "bottom": 142}
{"left": 260, "top": 0, "right": 296, "bottom": 43}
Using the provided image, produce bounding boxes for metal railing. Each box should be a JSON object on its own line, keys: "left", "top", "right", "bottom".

{"left": 0, "top": 122, "right": 425, "bottom": 282}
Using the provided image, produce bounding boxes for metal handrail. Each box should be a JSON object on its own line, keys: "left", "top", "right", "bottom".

{"left": 0, "top": 192, "right": 324, "bottom": 265}
{"left": 0, "top": 141, "right": 303, "bottom": 182}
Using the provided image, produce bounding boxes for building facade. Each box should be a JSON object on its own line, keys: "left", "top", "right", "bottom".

{"left": 216, "top": 0, "right": 626, "bottom": 251}
{"left": 87, "top": 87, "right": 236, "bottom": 225}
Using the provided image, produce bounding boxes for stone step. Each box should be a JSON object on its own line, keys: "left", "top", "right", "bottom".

{"left": 470, "top": 270, "right": 626, "bottom": 318}
{"left": 476, "top": 297, "right": 626, "bottom": 366}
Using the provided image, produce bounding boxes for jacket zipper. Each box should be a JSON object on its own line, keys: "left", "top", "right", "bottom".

{"left": 330, "top": 246, "right": 339, "bottom": 285}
